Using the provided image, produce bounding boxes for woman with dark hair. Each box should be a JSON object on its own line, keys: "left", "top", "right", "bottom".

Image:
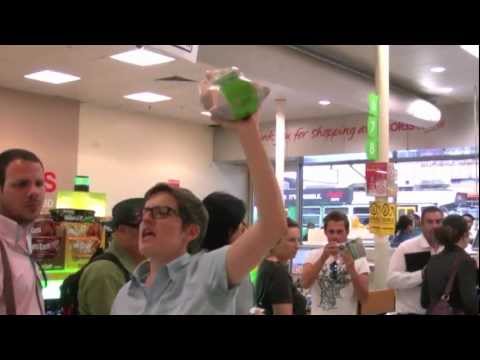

{"left": 390, "top": 215, "right": 414, "bottom": 247}
{"left": 421, "top": 215, "right": 478, "bottom": 314}
{"left": 201, "top": 192, "right": 253, "bottom": 315}
{"left": 255, "top": 218, "right": 307, "bottom": 315}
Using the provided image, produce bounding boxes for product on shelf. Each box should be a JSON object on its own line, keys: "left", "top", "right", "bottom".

{"left": 48, "top": 209, "right": 103, "bottom": 270}
{"left": 31, "top": 215, "right": 65, "bottom": 270}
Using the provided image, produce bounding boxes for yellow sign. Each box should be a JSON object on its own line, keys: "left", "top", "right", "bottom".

{"left": 369, "top": 201, "right": 396, "bottom": 236}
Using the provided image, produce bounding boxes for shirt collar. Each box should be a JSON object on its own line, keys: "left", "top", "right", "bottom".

{"left": 165, "top": 251, "right": 192, "bottom": 281}
{"left": 130, "top": 260, "right": 151, "bottom": 286}
{"left": 418, "top": 234, "right": 431, "bottom": 249}
{"left": 418, "top": 233, "right": 444, "bottom": 254}
{"left": 0, "top": 214, "right": 19, "bottom": 237}
{"left": 0, "top": 214, "right": 32, "bottom": 249}
{"left": 128, "top": 251, "right": 193, "bottom": 289}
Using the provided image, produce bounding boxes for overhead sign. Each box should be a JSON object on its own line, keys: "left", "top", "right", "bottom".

{"left": 149, "top": 45, "right": 199, "bottom": 63}
{"left": 366, "top": 92, "right": 380, "bottom": 161}
{"left": 369, "top": 201, "right": 396, "bottom": 236}
{"left": 167, "top": 179, "right": 180, "bottom": 188}
{"left": 366, "top": 162, "right": 388, "bottom": 196}
{"left": 284, "top": 187, "right": 353, "bottom": 206}
{"left": 365, "top": 162, "right": 397, "bottom": 198}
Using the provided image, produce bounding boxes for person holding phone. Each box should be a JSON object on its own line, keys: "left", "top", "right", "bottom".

{"left": 301, "top": 211, "right": 370, "bottom": 315}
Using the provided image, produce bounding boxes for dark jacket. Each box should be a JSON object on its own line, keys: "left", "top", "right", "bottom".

{"left": 421, "top": 246, "right": 478, "bottom": 315}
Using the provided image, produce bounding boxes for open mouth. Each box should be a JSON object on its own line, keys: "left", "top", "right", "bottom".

{"left": 142, "top": 229, "right": 156, "bottom": 239}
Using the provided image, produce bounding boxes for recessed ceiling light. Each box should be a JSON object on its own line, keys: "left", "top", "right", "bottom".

{"left": 318, "top": 100, "right": 331, "bottom": 106}
{"left": 124, "top": 92, "right": 171, "bottom": 103}
{"left": 430, "top": 66, "right": 446, "bottom": 73}
{"left": 24, "top": 70, "right": 80, "bottom": 84}
{"left": 460, "top": 45, "right": 479, "bottom": 58}
{"left": 111, "top": 48, "right": 175, "bottom": 67}
{"left": 201, "top": 111, "right": 211, "bottom": 116}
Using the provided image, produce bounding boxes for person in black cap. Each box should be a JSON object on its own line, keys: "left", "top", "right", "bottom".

{"left": 77, "top": 198, "right": 145, "bottom": 315}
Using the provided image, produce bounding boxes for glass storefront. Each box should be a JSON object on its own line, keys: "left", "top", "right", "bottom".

{"left": 252, "top": 146, "right": 479, "bottom": 241}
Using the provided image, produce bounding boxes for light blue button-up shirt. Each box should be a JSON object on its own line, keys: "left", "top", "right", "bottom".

{"left": 111, "top": 245, "right": 239, "bottom": 315}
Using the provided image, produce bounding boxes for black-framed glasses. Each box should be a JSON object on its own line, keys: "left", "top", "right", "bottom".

{"left": 141, "top": 206, "right": 179, "bottom": 220}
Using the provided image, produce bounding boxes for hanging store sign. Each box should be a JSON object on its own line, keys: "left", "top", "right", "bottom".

{"left": 149, "top": 45, "right": 199, "bottom": 63}
{"left": 369, "top": 201, "right": 396, "bottom": 236}
{"left": 366, "top": 162, "right": 397, "bottom": 197}
{"left": 366, "top": 92, "right": 380, "bottom": 161}
{"left": 366, "top": 162, "right": 388, "bottom": 196}
{"left": 284, "top": 187, "right": 353, "bottom": 206}
{"left": 167, "top": 179, "right": 181, "bottom": 188}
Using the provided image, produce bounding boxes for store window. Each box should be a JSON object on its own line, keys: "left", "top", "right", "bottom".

{"left": 396, "top": 155, "right": 479, "bottom": 236}
{"left": 302, "top": 164, "right": 372, "bottom": 234}
{"left": 300, "top": 147, "right": 479, "bottom": 241}
{"left": 250, "top": 147, "right": 479, "bottom": 242}
{"left": 252, "top": 166, "right": 300, "bottom": 225}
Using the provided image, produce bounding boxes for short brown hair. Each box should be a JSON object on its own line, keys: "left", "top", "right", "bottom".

{"left": 421, "top": 206, "right": 443, "bottom": 222}
{"left": 144, "top": 183, "right": 209, "bottom": 247}
{"left": 323, "top": 211, "right": 349, "bottom": 233}
{"left": 0, "top": 149, "right": 43, "bottom": 189}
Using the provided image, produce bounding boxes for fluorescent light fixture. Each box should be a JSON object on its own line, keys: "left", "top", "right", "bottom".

{"left": 24, "top": 70, "right": 80, "bottom": 84}
{"left": 437, "top": 87, "right": 453, "bottom": 94}
{"left": 318, "top": 100, "right": 331, "bottom": 106}
{"left": 201, "top": 111, "right": 211, "bottom": 116}
{"left": 111, "top": 48, "right": 175, "bottom": 66}
{"left": 460, "top": 45, "right": 479, "bottom": 58}
{"left": 124, "top": 92, "right": 171, "bottom": 103}
{"left": 430, "top": 66, "right": 446, "bottom": 73}
{"left": 406, "top": 99, "right": 441, "bottom": 122}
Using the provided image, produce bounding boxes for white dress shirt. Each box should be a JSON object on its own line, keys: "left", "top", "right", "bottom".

{"left": 387, "top": 234, "right": 443, "bottom": 314}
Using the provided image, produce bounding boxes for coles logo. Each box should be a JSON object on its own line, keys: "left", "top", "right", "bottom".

{"left": 44, "top": 171, "right": 57, "bottom": 193}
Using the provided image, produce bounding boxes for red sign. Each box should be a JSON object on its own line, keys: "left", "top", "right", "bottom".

{"left": 467, "top": 193, "right": 479, "bottom": 200}
{"left": 44, "top": 171, "right": 57, "bottom": 193}
{"left": 366, "top": 162, "right": 388, "bottom": 197}
{"left": 167, "top": 179, "right": 180, "bottom": 188}
{"left": 260, "top": 119, "right": 446, "bottom": 145}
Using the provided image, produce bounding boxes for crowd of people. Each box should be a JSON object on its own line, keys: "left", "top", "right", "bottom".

{"left": 1, "top": 105, "right": 478, "bottom": 315}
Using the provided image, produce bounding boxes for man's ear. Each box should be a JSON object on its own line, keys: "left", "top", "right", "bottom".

{"left": 185, "top": 224, "right": 202, "bottom": 254}
{"left": 184, "top": 223, "right": 201, "bottom": 243}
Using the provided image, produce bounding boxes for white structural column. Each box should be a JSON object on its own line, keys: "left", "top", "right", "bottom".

{"left": 275, "top": 98, "right": 286, "bottom": 201}
{"left": 373, "top": 45, "right": 392, "bottom": 290}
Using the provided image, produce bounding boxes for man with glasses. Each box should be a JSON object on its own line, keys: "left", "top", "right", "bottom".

{"left": 77, "top": 198, "right": 145, "bottom": 315}
{"left": 301, "top": 211, "right": 370, "bottom": 315}
{"left": 111, "top": 110, "right": 287, "bottom": 315}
